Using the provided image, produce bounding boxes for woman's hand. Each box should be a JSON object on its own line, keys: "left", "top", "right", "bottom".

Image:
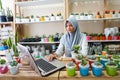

{"left": 45, "top": 53, "right": 58, "bottom": 61}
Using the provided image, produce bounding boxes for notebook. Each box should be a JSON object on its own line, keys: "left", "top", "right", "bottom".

{"left": 17, "top": 43, "right": 65, "bottom": 76}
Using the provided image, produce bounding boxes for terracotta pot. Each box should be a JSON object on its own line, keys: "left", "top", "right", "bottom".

{"left": 97, "top": 36, "right": 100, "bottom": 40}
{"left": 101, "top": 36, "right": 106, "bottom": 40}
{"left": 113, "top": 36, "right": 118, "bottom": 40}
{"left": 108, "top": 36, "right": 112, "bottom": 40}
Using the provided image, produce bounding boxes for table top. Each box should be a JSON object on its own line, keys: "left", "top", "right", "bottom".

{"left": 0, "top": 57, "right": 120, "bottom": 80}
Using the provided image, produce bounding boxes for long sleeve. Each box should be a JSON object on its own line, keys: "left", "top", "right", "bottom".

{"left": 55, "top": 43, "right": 64, "bottom": 57}
{"left": 79, "top": 34, "right": 88, "bottom": 57}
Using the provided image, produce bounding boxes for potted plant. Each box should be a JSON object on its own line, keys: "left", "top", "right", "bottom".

{"left": 6, "top": 37, "right": 13, "bottom": 62}
{"left": 84, "top": 32, "right": 90, "bottom": 41}
{"left": 0, "top": 59, "right": 8, "bottom": 74}
{"left": 100, "top": 55, "right": 110, "bottom": 68}
{"left": 56, "top": 12, "right": 63, "bottom": 20}
{"left": 112, "top": 10, "right": 117, "bottom": 18}
{"left": 112, "top": 54, "right": 120, "bottom": 67}
{"left": 87, "top": 13, "right": 93, "bottom": 19}
{"left": 50, "top": 13, "right": 55, "bottom": 21}
{"left": 0, "top": 39, "right": 8, "bottom": 50}
{"left": 79, "top": 59, "right": 89, "bottom": 76}
{"left": 66, "top": 62, "right": 76, "bottom": 76}
{"left": 6, "top": 8, "right": 13, "bottom": 21}
{"left": 35, "top": 16, "right": 40, "bottom": 22}
{"left": 88, "top": 55, "right": 96, "bottom": 68}
{"left": 95, "top": 11, "right": 101, "bottom": 19}
{"left": 97, "top": 33, "right": 101, "bottom": 40}
{"left": 53, "top": 33, "right": 59, "bottom": 42}
{"left": 80, "top": 12, "right": 84, "bottom": 20}
{"left": 75, "top": 13, "right": 80, "bottom": 20}
{"left": 100, "top": 33, "right": 106, "bottom": 40}
{"left": 48, "top": 35, "right": 54, "bottom": 42}
{"left": 8, "top": 60, "right": 19, "bottom": 75}
{"left": 75, "top": 54, "right": 83, "bottom": 70}
{"left": 0, "top": 8, "right": 7, "bottom": 22}
{"left": 92, "top": 62, "right": 103, "bottom": 76}
{"left": 108, "top": 34, "right": 112, "bottom": 40}
{"left": 30, "top": 15, "right": 35, "bottom": 22}
{"left": 71, "top": 45, "right": 80, "bottom": 59}
{"left": 104, "top": 10, "right": 112, "bottom": 18}
{"left": 113, "top": 33, "right": 118, "bottom": 40}
{"left": 44, "top": 16, "right": 49, "bottom": 21}
{"left": 105, "top": 61, "right": 118, "bottom": 76}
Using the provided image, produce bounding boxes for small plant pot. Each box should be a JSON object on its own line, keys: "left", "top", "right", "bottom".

{"left": 79, "top": 63, "right": 89, "bottom": 76}
{"left": 88, "top": 59, "right": 95, "bottom": 68}
{"left": 113, "top": 36, "right": 118, "bottom": 40}
{"left": 9, "top": 65, "right": 19, "bottom": 75}
{"left": 101, "top": 36, "right": 106, "bottom": 40}
{"left": 6, "top": 16, "right": 13, "bottom": 21}
{"left": 56, "top": 16, "right": 63, "bottom": 20}
{"left": 30, "top": 18, "right": 35, "bottom": 22}
{"left": 112, "top": 58, "right": 120, "bottom": 67}
{"left": 49, "top": 37, "right": 53, "bottom": 42}
{"left": 35, "top": 18, "right": 40, "bottom": 22}
{"left": 71, "top": 51, "right": 78, "bottom": 59}
{"left": 108, "top": 36, "right": 112, "bottom": 40}
{"left": 92, "top": 62, "right": 103, "bottom": 76}
{"left": 15, "top": 18, "right": 21, "bottom": 23}
{"left": 53, "top": 37, "right": 59, "bottom": 42}
{"left": 75, "top": 59, "right": 81, "bottom": 70}
{"left": 66, "top": 62, "right": 76, "bottom": 76}
{"left": 100, "top": 58, "right": 109, "bottom": 68}
{"left": 50, "top": 16, "right": 56, "bottom": 21}
{"left": 0, "top": 65, "right": 8, "bottom": 74}
{"left": 0, "top": 16, "right": 7, "bottom": 22}
{"left": 86, "top": 36, "right": 90, "bottom": 41}
{"left": 105, "top": 61, "right": 118, "bottom": 76}
{"left": 0, "top": 46, "right": 8, "bottom": 50}
{"left": 44, "top": 38, "right": 49, "bottom": 42}
{"left": 97, "top": 36, "right": 100, "bottom": 40}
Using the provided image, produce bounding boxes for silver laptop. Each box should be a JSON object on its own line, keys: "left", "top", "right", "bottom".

{"left": 17, "top": 43, "right": 65, "bottom": 76}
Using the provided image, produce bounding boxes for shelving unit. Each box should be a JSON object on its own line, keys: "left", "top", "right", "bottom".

{"left": 15, "top": 0, "right": 64, "bottom": 6}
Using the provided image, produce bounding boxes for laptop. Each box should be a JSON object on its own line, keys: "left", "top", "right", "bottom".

{"left": 17, "top": 43, "right": 65, "bottom": 76}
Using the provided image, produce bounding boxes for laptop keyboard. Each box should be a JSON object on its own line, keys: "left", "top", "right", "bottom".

{"left": 35, "top": 59, "right": 57, "bottom": 72}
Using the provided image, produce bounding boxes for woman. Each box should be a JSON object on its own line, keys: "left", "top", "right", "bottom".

{"left": 47, "top": 16, "right": 88, "bottom": 61}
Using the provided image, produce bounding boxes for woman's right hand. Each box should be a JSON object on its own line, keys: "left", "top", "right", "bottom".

{"left": 45, "top": 53, "right": 58, "bottom": 61}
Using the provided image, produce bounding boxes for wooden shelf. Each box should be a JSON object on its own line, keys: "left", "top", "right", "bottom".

{"left": 88, "top": 40, "right": 120, "bottom": 42}
{"left": 19, "top": 42, "right": 60, "bottom": 45}
{"left": 77, "top": 17, "right": 120, "bottom": 21}
{"left": 0, "top": 22, "right": 13, "bottom": 25}
{"left": 15, "top": 20, "right": 64, "bottom": 24}
{"left": 15, "top": 0, "right": 64, "bottom": 6}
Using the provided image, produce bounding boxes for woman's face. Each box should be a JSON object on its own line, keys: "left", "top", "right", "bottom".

{"left": 66, "top": 22, "right": 75, "bottom": 33}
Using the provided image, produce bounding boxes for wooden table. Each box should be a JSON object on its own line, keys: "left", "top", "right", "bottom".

{"left": 0, "top": 58, "right": 120, "bottom": 80}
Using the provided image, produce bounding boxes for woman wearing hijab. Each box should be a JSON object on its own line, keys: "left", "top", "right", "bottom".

{"left": 47, "top": 16, "right": 88, "bottom": 61}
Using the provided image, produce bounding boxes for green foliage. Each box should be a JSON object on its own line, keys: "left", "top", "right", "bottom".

{"left": 10, "top": 60, "right": 18, "bottom": 67}
{"left": 81, "top": 59, "right": 87, "bottom": 66}
{"left": 15, "top": 30, "right": 19, "bottom": 46}
{"left": 112, "top": 54, "right": 120, "bottom": 59}
{"left": 1, "top": 39, "right": 7, "bottom": 46}
{"left": 12, "top": 44, "right": 19, "bottom": 57}
{"left": 6, "top": 7, "right": 13, "bottom": 17}
{"left": 77, "top": 54, "right": 83, "bottom": 60}
{"left": 94, "top": 62, "right": 102, "bottom": 66}
{"left": 0, "top": 59, "right": 6, "bottom": 64}
{"left": 73, "top": 45, "right": 80, "bottom": 54}
{"left": 7, "top": 37, "right": 12, "bottom": 49}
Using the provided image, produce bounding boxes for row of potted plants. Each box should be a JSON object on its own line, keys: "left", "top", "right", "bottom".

{"left": 15, "top": 13, "right": 63, "bottom": 23}
{"left": 0, "top": 0, "right": 13, "bottom": 22}
{"left": 20, "top": 33, "right": 64, "bottom": 42}
{"left": 70, "top": 10, "right": 120, "bottom": 20}
{"left": 0, "top": 31, "right": 21, "bottom": 75}
{"left": 66, "top": 59, "right": 118, "bottom": 77}
{"left": 67, "top": 45, "right": 120, "bottom": 76}
{"left": 85, "top": 32, "right": 120, "bottom": 41}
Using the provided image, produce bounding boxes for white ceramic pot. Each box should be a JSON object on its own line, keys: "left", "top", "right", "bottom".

{"left": 56, "top": 16, "right": 63, "bottom": 20}
{"left": 35, "top": 18, "right": 40, "bottom": 22}
{"left": 44, "top": 17, "right": 50, "bottom": 21}
{"left": 71, "top": 51, "right": 78, "bottom": 59}
{"left": 9, "top": 65, "right": 19, "bottom": 75}
{"left": 50, "top": 16, "right": 56, "bottom": 21}
{"left": 5, "top": 50, "right": 13, "bottom": 62}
